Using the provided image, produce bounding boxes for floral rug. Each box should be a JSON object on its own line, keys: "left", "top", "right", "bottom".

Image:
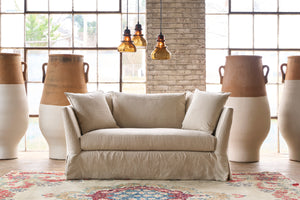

{"left": 0, "top": 171, "right": 299, "bottom": 200}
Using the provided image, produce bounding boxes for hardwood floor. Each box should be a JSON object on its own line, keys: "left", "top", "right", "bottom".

{"left": 0, "top": 152, "right": 299, "bottom": 182}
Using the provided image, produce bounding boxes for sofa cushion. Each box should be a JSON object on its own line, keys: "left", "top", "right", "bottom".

{"left": 81, "top": 128, "right": 216, "bottom": 152}
{"left": 65, "top": 91, "right": 119, "bottom": 134}
{"left": 111, "top": 92, "right": 186, "bottom": 128}
{"left": 182, "top": 89, "right": 230, "bottom": 133}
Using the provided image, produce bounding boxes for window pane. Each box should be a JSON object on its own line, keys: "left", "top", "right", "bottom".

{"left": 50, "top": 14, "right": 72, "bottom": 47}
{"left": 74, "top": 0, "right": 96, "bottom": 11}
{"left": 206, "top": 0, "right": 228, "bottom": 13}
{"left": 279, "top": 0, "right": 300, "bottom": 12}
{"left": 206, "top": 84, "right": 222, "bottom": 92}
{"left": 27, "top": 0, "right": 48, "bottom": 11}
{"left": 26, "top": 14, "right": 49, "bottom": 47}
{"left": 74, "top": 50, "right": 98, "bottom": 83}
{"left": 206, "top": 50, "right": 228, "bottom": 83}
{"left": 123, "top": 49, "right": 146, "bottom": 82}
{"left": 98, "top": 83, "right": 120, "bottom": 92}
{"left": 49, "top": 0, "right": 72, "bottom": 11}
{"left": 254, "top": 0, "right": 277, "bottom": 12}
{"left": 27, "top": 50, "right": 49, "bottom": 82}
{"left": 1, "top": 14, "right": 24, "bottom": 47}
{"left": 261, "top": 119, "right": 279, "bottom": 153}
{"left": 254, "top": 15, "right": 277, "bottom": 48}
{"left": 122, "top": 84, "right": 146, "bottom": 94}
{"left": 99, "top": 0, "right": 120, "bottom": 12}
{"left": 231, "top": 0, "right": 252, "bottom": 12}
{"left": 231, "top": 50, "right": 254, "bottom": 55}
{"left": 27, "top": 83, "right": 43, "bottom": 115}
{"left": 98, "top": 14, "right": 121, "bottom": 47}
{"left": 98, "top": 51, "right": 120, "bottom": 82}
{"left": 87, "top": 83, "right": 97, "bottom": 92}
{"left": 206, "top": 15, "right": 228, "bottom": 48}
{"left": 254, "top": 51, "right": 278, "bottom": 84}
{"left": 266, "top": 84, "right": 278, "bottom": 117}
{"left": 26, "top": 117, "right": 48, "bottom": 151}
{"left": 49, "top": 50, "right": 72, "bottom": 54}
{"left": 279, "top": 15, "right": 300, "bottom": 49}
{"left": 74, "top": 15, "right": 97, "bottom": 47}
{"left": 122, "top": 14, "right": 146, "bottom": 36}
{"left": 229, "top": 15, "right": 253, "bottom": 48}
{"left": 1, "top": 0, "right": 24, "bottom": 13}
{"left": 122, "top": 0, "right": 144, "bottom": 13}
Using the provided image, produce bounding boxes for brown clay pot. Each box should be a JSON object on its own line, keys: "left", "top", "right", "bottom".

{"left": 219, "top": 55, "right": 270, "bottom": 162}
{"left": 279, "top": 56, "right": 300, "bottom": 161}
{"left": 41, "top": 54, "right": 89, "bottom": 106}
{"left": 39, "top": 54, "right": 89, "bottom": 159}
{"left": 0, "top": 53, "right": 28, "bottom": 159}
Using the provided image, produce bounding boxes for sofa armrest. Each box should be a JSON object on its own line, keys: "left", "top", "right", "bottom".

{"left": 215, "top": 107, "right": 233, "bottom": 155}
{"left": 62, "top": 106, "right": 81, "bottom": 155}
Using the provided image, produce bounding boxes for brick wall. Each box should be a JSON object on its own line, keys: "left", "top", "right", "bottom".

{"left": 146, "top": 0, "right": 205, "bottom": 93}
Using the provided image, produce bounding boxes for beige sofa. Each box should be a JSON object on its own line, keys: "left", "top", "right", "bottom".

{"left": 62, "top": 90, "right": 233, "bottom": 181}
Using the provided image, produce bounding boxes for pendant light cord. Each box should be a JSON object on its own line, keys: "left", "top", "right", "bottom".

{"left": 126, "top": 0, "right": 129, "bottom": 29}
{"left": 138, "top": 0, "right": 140, "bottom": 23}
{"left": 160, "top": 0, "right": 162, "bottom": 35}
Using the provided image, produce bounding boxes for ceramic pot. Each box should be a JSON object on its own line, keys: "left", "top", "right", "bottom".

{"left": 0, "top": 53, "right": 28, "bottom": 159}
{"left": 279, "top": 56, "right": 300, "bottom": 161}
{"left": 39, "top": 54, "right": 89, "bottom": 159}
{"left": 219, "top": 55, "right": 270, "bottom": 162}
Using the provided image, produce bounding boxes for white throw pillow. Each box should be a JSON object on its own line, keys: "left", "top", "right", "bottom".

{"left": 65, "top": 91, "right": 118, "bottom": 134}
{"left": 182, "top": 89, "right": 230, "bottom": 133}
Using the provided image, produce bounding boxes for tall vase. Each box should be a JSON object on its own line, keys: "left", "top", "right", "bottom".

{"left": 219, "top": 55, "right": 270, "bottom": 162}
{"left": 279, "top": 56, "right": 300, "bottom": 161}
{"left": 39, "top": 54, "right": 89, "bottom": 159}
{"left": 0, "top": 53, "right": 28, "bottom": 159}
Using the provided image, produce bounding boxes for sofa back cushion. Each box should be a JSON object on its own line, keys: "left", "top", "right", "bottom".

{"left": 112, "top": 92, "right": 186, "bottom": 128}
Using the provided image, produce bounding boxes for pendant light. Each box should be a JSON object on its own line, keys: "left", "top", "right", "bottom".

{"left": 118, "top": 0, "right": 136, "bottom": 52}
{"left": 151, "top": 0, "right": 171, "bottom": 60}
{"left": 132, "top": 0, "right": 147, "bottom": 47}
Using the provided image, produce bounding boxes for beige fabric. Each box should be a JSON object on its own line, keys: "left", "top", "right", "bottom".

{"left": 81, "top": 128, "right": 216, "bottom": 151}
{"left": 112, "top": 92, "right": 186, "bottom": 128}
{"left": 182, "top": 89, "right": 230, "bottom": 133}
{"left": 65, "top": 151, "right": 229, "bottom": 181}
{"left": 185, "top": 91, "right": 193, "bottom": 113}
{"left": 65, "top": 91, "right": 118, "bottom": 134}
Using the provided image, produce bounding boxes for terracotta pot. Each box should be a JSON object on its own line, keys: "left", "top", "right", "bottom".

{"left": 39, "top": 54, "right": 89, "bottom": 159}
{"left": 0, "top": 53, "right": 28, "bottom": 159}
{"left": 279, "top": 56, "right": 300, "bottom": 161}
{"left": 219, "top": 55, "right": 270, "bottom": 162}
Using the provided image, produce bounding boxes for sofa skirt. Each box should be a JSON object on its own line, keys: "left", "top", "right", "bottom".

{"left": 65, "top": 151, "right": 230, "bottom": 181}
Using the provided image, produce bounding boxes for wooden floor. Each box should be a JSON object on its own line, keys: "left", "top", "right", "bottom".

{"left": 0, "top": 152, "right": 299, "bottom": 182}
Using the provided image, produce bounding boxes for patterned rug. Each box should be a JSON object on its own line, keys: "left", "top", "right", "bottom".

{"left": 0, "top": 171, "right": 299, "bottom": 200}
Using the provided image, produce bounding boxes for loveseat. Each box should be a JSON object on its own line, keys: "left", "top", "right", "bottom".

{"left": 62, "top": 90, "right": 233, "bottom": 181}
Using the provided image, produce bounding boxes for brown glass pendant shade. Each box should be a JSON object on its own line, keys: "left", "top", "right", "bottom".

{"left": 151, "top": 0, "right": 171, "bottom": 60}
{"left": 132, "top": 23, "right": 147, "bottom": 47}
{"left": 118, "top": 28, "right": 136, "bottom": 52}
{"left": 118, "top": 0, "right": 136, "bottom": 53}
{"left": 151, "top": 33, "right": 171, "bottom": 60}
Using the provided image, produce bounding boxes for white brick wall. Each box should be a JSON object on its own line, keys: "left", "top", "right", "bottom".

{"left": 146, "top": 0, "right": 205, "bottom": 93}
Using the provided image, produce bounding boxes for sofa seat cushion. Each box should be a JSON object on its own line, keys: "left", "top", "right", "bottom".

{"left": 80, "top": 128, "right": 216, "bottom": 152}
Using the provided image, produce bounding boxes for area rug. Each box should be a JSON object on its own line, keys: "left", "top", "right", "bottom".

{"left": 0, "top": 171, "right": 299, "bottom": 200}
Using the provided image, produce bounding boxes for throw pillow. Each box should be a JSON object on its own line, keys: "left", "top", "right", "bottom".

{"left": 65, "top": 91, "right": 118, "bottom": 134}
{"left": 182, "top": 89, "right": 230, "bottom": 133}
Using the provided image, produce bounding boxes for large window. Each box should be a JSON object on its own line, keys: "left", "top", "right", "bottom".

{"left": 206, "top": 0, "right": 300, "bottom": 154}
{"left": 0, "top": 0, "right": 146, "bottom": 151}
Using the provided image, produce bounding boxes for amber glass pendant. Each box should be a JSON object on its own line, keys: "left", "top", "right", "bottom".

{"left": 151, "top": 33, "right": 171, "bottom": 60}
{"left": 118, "top": 28, "right": 136, "bottom": 52}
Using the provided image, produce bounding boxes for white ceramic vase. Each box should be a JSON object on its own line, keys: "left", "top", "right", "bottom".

{"left": 219, "top": 55, "right": 270, "bottom": 162}
{"left": 279, "top": 56, "right": 300, "bottom": 161}
{"left": 39, "top": 54, "right": 88, "bottom": 160}
{"left": 0, "top": 53, "right": 28, "bottom": 159}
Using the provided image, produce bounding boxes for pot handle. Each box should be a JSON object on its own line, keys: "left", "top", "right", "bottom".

{"left": 280, "top": 63, "right": 287, "bottom": 83}
{"left": 262, "top": 65, "right": 269, "bottom": 84}
{"left": 42, "top": 63, "right": 48, "bottom": 83}
{"left": 83, "top": 62, "right": 89, "bottom": 83}
{"left": 219, "top": 66, "right": 225, "bottom": 84}
{"left": 21, "top": 62, "right": 27, "bottom": 82}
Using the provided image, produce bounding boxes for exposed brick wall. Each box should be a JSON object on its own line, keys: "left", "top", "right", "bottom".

{"left": 146, "top": 0, "right": 205, "bottom": 93}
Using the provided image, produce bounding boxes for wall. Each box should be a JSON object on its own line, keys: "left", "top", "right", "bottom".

{"left": 146, "top": 0, "right": 205, "bottom": 93}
